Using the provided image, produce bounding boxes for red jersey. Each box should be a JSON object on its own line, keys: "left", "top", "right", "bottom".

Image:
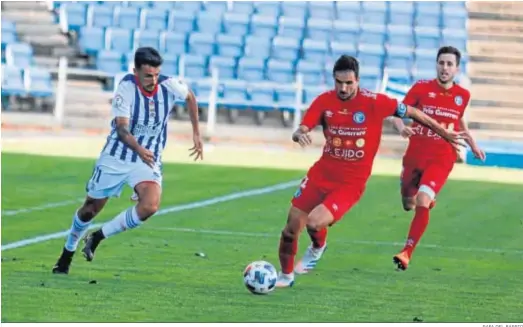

{"left": 301, "top": 88, "right": 406, "bottom": 184}
{"left": 402, "top": 79, "right": 470, "bottom": 163}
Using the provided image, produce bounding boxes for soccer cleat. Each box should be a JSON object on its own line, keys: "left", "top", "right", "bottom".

{"left": 393, "top": 250, "right": 411, "bottom": 271}
{"left": 81, "top": 230, "right": 104, "bottom": 262}
{"left": 52, "top": 248, "right": 74, "bottom": 274}
{"left": 294, "top": 243, "right": 327, "bottom": 275}
{"left": 275, "top": 272, "right": 295, "bottom": 288}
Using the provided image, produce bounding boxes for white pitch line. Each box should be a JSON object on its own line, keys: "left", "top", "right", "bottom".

{"left": 1, "top": 180, "right": 300, "bottom": 251}
{"left": 2, "top": 198, "right": 85, "bottom": 216}
{"left": 151, "top": 227, "right": 523, "bottom": 255}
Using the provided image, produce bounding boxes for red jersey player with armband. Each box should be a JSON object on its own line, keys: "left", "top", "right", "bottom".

{"left": 276, "top": 55, "right": 467, "bottom": 288}
{"left": 390, "top": 46, "right": 486, "bottom": 271}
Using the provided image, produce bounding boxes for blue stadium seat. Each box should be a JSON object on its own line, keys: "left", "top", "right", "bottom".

{"left": 168, "top": 11, "right": 195, "bottom": 34}
{"left": 96, "top": 50, "right": 123, "bottom": 74}
{"left": 25, "top": 67, "right": 54, "bottom": 97}
{"left": 442, "top": 28, "right": 467, "bottom": 52}
{"left": 134, "top": 29, "right": 161, "bottom": 49}
{"left": 223, "top": 13, "right": 250, "bottom": 36}
{"left": 152, "top": 1, "right": 176, "bottom": 11}
{"left": 362, "top": 1, "right": 387, "bottom": 13}
{"left": 160, "top": 53, "right": 178, "bottom": 76}
{"left": 414, "top": 48, "right": 434, "bottom": 61}
{"left": 5, "top": 43, "right": 33, "bottom": 68}
{"left": 142, "top": 9, "right": 168, "bottom": 31}
{"left": 106, "top": 28, "right": 133, "bottom": 53}
{"left": 281, "top": 2, "right": 307, "bottom": 18}
{"left": 332, "top": 20, "right": 359, "bottom": 42}
{"left": 60, "top": 3, "right": 87, "bottom": 32}
{"left": 174, "top": 1, "right": 203, "bottom": 13}
{"left": 127, "top": 1, "right": 152, "bottom": 9}
{"left": 362, "top": 9, "right": 387, "bottom": 26}
{"left": 188, "top": 33, "right": 215, "bottom": 57}
{"left": 2, "top": 21, "right": 16, "bottom": 33}
{"left": 307, "top": 18, "right": 332, "bottom": 40}
{"left": 250, "top": 15, "right": 278, "bottom": 38}
{"left": 416, "top": 2, "right": 442, "bottom": 15}
{"left": 413, "top": 69, "right": 435, "bottom": 80}
{"left": 266, "top": 59, "right": 294, "bottom": 84}
{"left": 386, "top": 46, "right": 414, "bottom": 70}
{"left": 271, "top": 36, "right": 300, "bottom": 62}
{"left": 192, "top": 80, "right": 212, "bottom": 105}
{"left": 277, "top": 17, "right": 305, "bottom": 39}
{"left": 415, "top": 27, "right": 441, "bottom": 49}
{"left": 219, "top": 80, "right": 248, "bottom": 108}
{"left": 230, "top": 2, "right": 254, "bottom": 15}
{"left": 360, "top": 24, "right": 387, "bottom": 45}
{"left": 123, "top": 51, "right": 134, "bottom": 70}
{"left": 302, "top": 39, "right": 329, "bottom": 62}
{"left": 442, "top": 1, "right": 467, "bottom": 11}
{"left": 387, "top": 25, "right": 415, "bottom": 48}
{"left": 254, "top": 1, "right": 281, "bottom": 16}
{"left": 389, "top": 1, "right": 415, "bottom": 15}
{"left": 114, "top": 7, "right": 140, "bottom": 30}
{"left": 358, "top": 53, "right": 384, "bottom": 70}
{"left": 415, "top": 11, "right": 441, "bottom": 28}
{"left": 331, "top": 41, "right": 357, "bottom": 59}
{"left": 196, "top": 12, "right": 223, "bottom": 34}
{"left": 275, "top": 86, "right": 296, "bottom": 110}
{"left": 238, "top": 57, "right": 265, "bottom": 81}
{"left": 303, "top": 85, "right": 328, "bottom": 105}
{"left": 414, "top": 57, "right": 434, "bottom": 71}
{"left": 203, "top": 1, "right": 229, "bottom": 14}
{"left": 182, "top": 54, "right": 208, "bottom": 78}
{"left": 296, "top": 60, "right": 324, "bottom": 85}
{"left": 387, "top": 68, "right": 413, "bottom": 85}
{"left": 161, "top": 31, "right": 186, "bottom": 55}
{"left": 249, "top": 84, "right": 275, "bottom": 109}
{"left": 243, "top": 35, "right": 271, "bottom": 59}
{"left": 87, "top": 5, "right": 114, "bottom": 28}
{"left": 309, "top": 2, "right": 335, "bottom": 20}
{"left": 389, "top": 12, "right": 415, "bottom": 27}
{"left": 209, "top": 56, "right": 237, "bottom": 80}
{"left": 216, "top": 34, "right": 244, "bottom": 58}
{"left": 1, "top": 65, "right": 26, "bottom": 96}
{"left": 442, "top": 12, "right": 468, "bottom": 30}
{"left": 1, "top": 31, "right": 17, "bottom": 50}
{"left": 336, "top": 2, "right": 361, "bottom": 22}
{"left": 78, "top": 26, "right": 105, "bottom": 56}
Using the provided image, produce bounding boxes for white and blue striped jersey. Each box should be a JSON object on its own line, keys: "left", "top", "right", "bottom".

{"left": 101, "top": 74, "right": 188, "bottom": 165}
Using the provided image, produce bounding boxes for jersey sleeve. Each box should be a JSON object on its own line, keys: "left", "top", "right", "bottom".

{"left": 111, "top": 81, "right": 135, "bottom": 119}
{"left": 375, "top": 93, "right": 407, "bottom": 119}
{"left": 300, "top": 93, "right": 326, "bottom": 130}
{"left": 459, "top": 90, "right": 471, "bottom": 119}
{"left": 163, "top": 77, "right": 189, "bottom": 100}
{"left": 402, "top": 82, "right": 422, "bottom": 107}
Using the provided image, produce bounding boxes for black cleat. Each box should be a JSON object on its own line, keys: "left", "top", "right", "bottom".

{"left": 52, "top": 248, "right": 75, "bottom": 274}
{"left": 82, "top": 230, "right": 104, "bottom": 262}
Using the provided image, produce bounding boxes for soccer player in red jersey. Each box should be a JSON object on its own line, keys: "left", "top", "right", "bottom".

{"left": 276, "top": 55, "right": 466, "bottom": 287}
{"left": 390, "top": 46, "right": 486, "bottom": 271}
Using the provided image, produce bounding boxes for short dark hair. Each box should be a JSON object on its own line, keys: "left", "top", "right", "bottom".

{"left": 333, "top": 55, "right": 359, "bottom": 78}
{"left": 134, "top": 47, "right": 163, "bottom": 69}
{"left": 437, "top": 46, "right": 461, "bottom": 66}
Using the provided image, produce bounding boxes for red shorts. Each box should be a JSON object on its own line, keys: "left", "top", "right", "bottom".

{"left": 291, "top": 173, "right": 365, "bottom": 224}
{"left": 400, "top": 157, "right": 453, "bottom": 199}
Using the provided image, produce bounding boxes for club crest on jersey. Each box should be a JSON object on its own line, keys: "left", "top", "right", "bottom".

{"left": 353, "top": 111, "right": 365, "bottom": 124}
{"left": 454, "top": 95, "right": 463, "bottom": 106}
{"left": 148, "top": 99, "right": 156, "bottom": 117}
{"left": 114, "top": 94, "right": 123, "bottom": 108}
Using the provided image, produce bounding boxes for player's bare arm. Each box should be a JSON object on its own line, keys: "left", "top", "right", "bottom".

{"left": 114, "top": 117, "right": 155, "bottom": 167}
{"left": 459, "top": 117, "right": 486, "bottom": 161}
{"left": 185, "top": 89, "right": 203, "bottom": 161}
{"left": 292, "top": 125, "right": 312, "bottom": 147}
{"left": 404, "top": 105, "right": 466, "bottom": 150}
{"left": 389, "top": 117, "right": 414, "bottom": 138}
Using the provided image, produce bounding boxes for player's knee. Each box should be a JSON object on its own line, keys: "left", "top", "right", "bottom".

{"left": 416, "top": 187, "right": 434, "bottom": 208}
{"left": 307, "top": 207, "right": 331, "bottom": 232}
{"left": 78, "top": 199, "right": 105, "bottom": 221}
{"left": 281, "top": 225, "right": 298, "bottom": 241}
{"left": 137, "top": 201, "right": 159, "bottom": 220}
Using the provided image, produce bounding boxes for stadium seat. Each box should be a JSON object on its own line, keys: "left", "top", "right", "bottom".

{"left": 271, "top": 36, "right": 300, "bottom": 62}
{"left": 60, "top": 3, "right": 87, "bottom": 32}
{"left": 387, "top": 25, "right": 415, "bottom": 48}
{"left": 1, "top": 65, "right": 26, "bottom": 96}
{"left": 281, "top": 2, "right": 307, "bottom": 18}
{"left": 216, "top": 34, "right": 244, "bottom": 58}
{"left": 416, "top": 2, "right": 442, "bottom": 15}
{"left": 161, "top": 31, "right": 186, "bottom": 55}
{"left": 275, "top": 86, "right": 297, "bottom": 110}
{"left": 302, "top": 39, "right": 329, "bottom": 62}
{"left": 309, "top": 2, "right": 335, "bottom": 20}
{"left": 181, "top": 54, "right": 208, "bottom": 78}
{"left": 415, "top": 27, "right": 441, "bottom": 49}
{"left": 362, "top": 5, "right": 388, "bottom": 26}
{"left": 386, "top": 46, "right": 414, "bottom": 71}
{"left": 237, "top": 57, "right": 265, "bottom": 81}
{"left": 196, "top": 11, "right": 223, "bottom": 34}
{"left": 114, "top": 7, "right": 140, "bottom": 30}
{"left": 389, "top": 12, "right": 415, "bottom": 27}
{"left": 243, "top": 35, "right": 271, "bottom": 59}
{"left": 222, "top": 13, "right": 250, "bottom": 36}
{"left": 134, "top": 29, "right": 161, "bottom": 50}
{"left": 266, "top": 59, "right": 294, "bottom": 84}
{"left": 1, "top": 31, "right": 17, "bottom": 50}
{"left": 332, "top": 20, "right": 359, "bottom": 42}
{"left": 188, "top": 33, "right": 216, "bottom": 57}
{"left": 230, "top": 2, "right": 254, "bottom": 15}
{"left": 249, "top": 83, "right": 275, "bottom": 109}
{"left": 141, "top": 9, "right": 168, "bottom": 31}
{"left": 331, "top": 41, "right": 358, "bottom": 59}
{"left": 152, "top": 1, "right": 176, "bottom": 11}
{"left": 127, "top": 1, "right": 152, "bottom": 9}
{"left": 174, "top": 1, "right": 202, "bottom": 13}
{"left": 389, "top": 1, "right": 415, "bottom": 15}
{"left": 219, "top": 80, "right": 249, "bottom": 108}
{"left": 387, "top": 68, "right": 413, "bottom": 85}
{"left": 250, "top": 15, "right": 278, "bottom": 38}
{"left": 209, "top": 56, "right": 237, "bottom": 80}
{"left": 336, "top": 2, "right": 361, "bottom": 22}
{"left": 443, "top": 16, "right": 468, "bottom": 30}
{"left": 296, "top": 60, "right": 324, "bottom": 85}
{"left": 191, "top": 79, "right": 212, "bottom": 105}
{"left": 5, "top": 43, "right": 33, "bottom": 68}
{"left": 105, "top": 28, "right": 133, "bottom": 53}
{"left": 277, "top": 17, "right": 305, "bottom": 39}
{"left": 96, "top": 50, "right": 123, "bottom": 74}
{"left": 307, "top": 18, "right": 332, "bottom": 40}
{"left": 413, "top": 69, "right": 435, "bottom": 80}
{"left": 78, "top": 26, "right": 105, "bottom": 56}
{"left": 360, "top": 24, "right": 387, "bottom": 45}
{"left": 303, "top": 85, "right": 328, "bottom": 105}
{"left": 2, "top": 21, "right": 16, "bottom": 33}
{"left": 203, "top": 1, "right": 229, "bottom": 15}
{"left": 415, "top": 11, "right": 441, "bottom": 28}
{"left": 442, "top": 28, "right": 468, "bottom": 52}
{"left": 160, "top": 53, "right": 178, "bottom": 76}
{"left": 168, "top": 11, "right": 195, "bottom": 34}
{"left": 25, "top": 67, "right": 54, "bottom": 97}
{"left": 87, "top": 5, "right": 114, "bottom": 28}
{"left": 254, "top": 1, "right": 281, "bottom": 16}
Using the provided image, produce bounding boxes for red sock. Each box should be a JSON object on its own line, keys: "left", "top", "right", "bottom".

{"left": 279, "top": 232, "right": 298, "bottom": 274}
{"left": 307, "top": 227, "right": 327, "bottom": 249}
{"left": 403, "top": 206, "right": 430, "bottom": 256}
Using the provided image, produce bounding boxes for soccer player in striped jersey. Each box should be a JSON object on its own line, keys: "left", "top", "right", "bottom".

{"left": 52, "top": 47, "right": 203, "bottom": 274}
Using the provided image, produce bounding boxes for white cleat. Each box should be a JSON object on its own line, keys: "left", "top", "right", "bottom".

{"left": 294, "top": 243, "right": 328, "bottom": 275}
{"left": 130, "top": 192, "right": 139, "bottom": 202}
{"left": 275, "top": 272, "right": 295, "bottom": 288}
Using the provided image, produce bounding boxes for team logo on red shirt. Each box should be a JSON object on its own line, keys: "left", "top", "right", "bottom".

{"left": 454, "top": 96, "right": 463, "bottom": 106}
{"left": 353, "top": 112, "right": 365, "bottom": 124}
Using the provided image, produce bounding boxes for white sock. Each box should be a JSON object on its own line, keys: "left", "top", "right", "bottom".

{"left": 101, "top": 206, "right": 143, "bottom": 238}
{"left": 64, "top": 211, "right": 91, "bottom": 252}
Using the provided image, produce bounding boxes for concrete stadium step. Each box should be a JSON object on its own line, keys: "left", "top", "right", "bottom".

{"left": 1, "top": 10, "right": 55, "bottom": 24}
{"left": 471, "top": 84, "right": 523, "bottom": 104}
{"left": 1, "top": 1, "right": 47, "bottom": 11}
{"left": 468, "top": 40, "right": 523, "bottom": 61}
{"left": 469, "top": 61, "right": 523, "bottom": 78}
{"left": 471, "top": 75, "right": 523, "bottom": 87}
{"left": 468, "top": 18, "right": 523, "bottom": 39}
{"left": 468, "top": 1, "right": 523, "bottom": 20}
{"left": 469, "top": 129, "right": 523, "bottom": 142}
{"left": 469, "top": 107, "right": 523, "bottom": 120}
{"left": 468, "top": 118, "right": 523, "bottom": 132}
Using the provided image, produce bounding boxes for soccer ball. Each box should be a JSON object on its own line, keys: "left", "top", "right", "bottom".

{"left": 243, "top": 260, "right": 278, "bottom": 295}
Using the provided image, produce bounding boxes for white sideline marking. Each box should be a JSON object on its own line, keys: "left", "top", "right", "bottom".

{"left": 2, "top": 198, "right": 84, "bottom": 216}
{"left": 1, "top": 180, "right": 300, "bottom": 251}
{"left": 150, "top": 227, "right": 523, "bottom": 255}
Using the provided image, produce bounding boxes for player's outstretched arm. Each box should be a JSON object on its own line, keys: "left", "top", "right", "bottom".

{"left": 185, "top": 89, "right": 203, "bottom": 161}
{"left": 459, "top": 117, "right": 486, "bottom": 161}
{"left": 114, "top": 117, "right": 155, "bottom": 167}
{"left": 404, "top": 105, "right": 466, "bottom": 149}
